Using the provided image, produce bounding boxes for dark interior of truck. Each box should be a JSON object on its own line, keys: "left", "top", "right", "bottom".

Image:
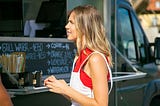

{"left": 35, "top": 0, "right": 66, "bottom": 38}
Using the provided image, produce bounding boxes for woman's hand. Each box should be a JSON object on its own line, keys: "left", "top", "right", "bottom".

{"left": 44, "top": 75, "right": 68, "bottom": 94}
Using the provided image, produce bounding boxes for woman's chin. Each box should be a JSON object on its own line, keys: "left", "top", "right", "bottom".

{"left": 67, "top": 37, "right": 75, "bottom": 41}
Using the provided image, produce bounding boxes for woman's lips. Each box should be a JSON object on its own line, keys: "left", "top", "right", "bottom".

{"left": 66, "top": 31, "right": 71, "bottom": 35}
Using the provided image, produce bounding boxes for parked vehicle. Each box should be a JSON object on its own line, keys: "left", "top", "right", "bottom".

{"left": 107, "top": 0, "right": 160, "bottom": 106}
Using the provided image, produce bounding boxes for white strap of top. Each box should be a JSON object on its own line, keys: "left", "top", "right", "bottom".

{"left": 75, "top": 51, "right": 113, "bottom": 95}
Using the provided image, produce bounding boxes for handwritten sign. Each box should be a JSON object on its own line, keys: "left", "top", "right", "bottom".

{"left": 0, "top": 37, "right": 76, "bottom": 75}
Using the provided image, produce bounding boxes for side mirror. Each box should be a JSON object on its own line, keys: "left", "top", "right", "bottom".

{"left": 154, "top": 37, "right": 160, "bottom": 65}
{"left": 126, "top": 40, "right": 136, "bottom": 60}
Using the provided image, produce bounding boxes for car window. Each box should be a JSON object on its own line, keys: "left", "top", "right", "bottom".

{"left": 132, "top": 13, "right": 146, "bottom": 60}
{"left": 117, "top": 8, "right": 136, "bottom": 61}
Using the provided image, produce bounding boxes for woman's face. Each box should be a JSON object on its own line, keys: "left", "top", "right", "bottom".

{"left": 65, "top": 12, "right": 78, "bottom": 41}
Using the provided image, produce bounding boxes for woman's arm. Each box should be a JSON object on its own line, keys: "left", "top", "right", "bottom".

{"left": 0, "top": 76, "right": 13, "bottom": 106}
{"left": 89, "top": 53, "right": 109, "bottom": 106}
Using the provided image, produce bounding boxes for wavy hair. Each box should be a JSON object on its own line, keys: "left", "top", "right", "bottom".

{"left": 69, "top": 5, "right": 112, "bottom": 66}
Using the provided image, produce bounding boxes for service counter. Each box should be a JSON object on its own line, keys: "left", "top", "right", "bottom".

{"left": 7, "top": 74, "right": 71, "bottom": 106}
{"left": 6, "top": 72, "right": 147, "bottom": 106}
{"left": 8, "top": 72, "right": 147, "bottom": 96}
{"left": 7, "top": 73, "right": 71, "bottom": 96}
{"left": 10, "top": 88, "right": 71, "bottom": 106}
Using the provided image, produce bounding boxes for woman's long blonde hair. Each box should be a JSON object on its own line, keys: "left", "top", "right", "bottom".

{"left": 69, "top": 5, "right": 112, "bottom": 66}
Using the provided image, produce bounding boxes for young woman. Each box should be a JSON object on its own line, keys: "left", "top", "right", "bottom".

{"left": 44, "top": 5, "right": 112, "bottom": 106}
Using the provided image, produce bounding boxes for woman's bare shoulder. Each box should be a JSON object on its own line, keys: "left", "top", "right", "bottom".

{"left": 88, "top": 52, "right": 106, "bottom": 63}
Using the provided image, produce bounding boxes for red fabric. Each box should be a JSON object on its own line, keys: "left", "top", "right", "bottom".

{"left": 80, "top": 70, "right": 93, "bottom": 89}
{"left": 73, "top": 48, "right": 92, "bottom": 72}
{"left": 73, "top": 48, "right": 110, "bottom": 89}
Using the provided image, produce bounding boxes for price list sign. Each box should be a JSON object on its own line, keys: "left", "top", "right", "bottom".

{"left": 0, "top": 38, "right": 76, "bottom": 75}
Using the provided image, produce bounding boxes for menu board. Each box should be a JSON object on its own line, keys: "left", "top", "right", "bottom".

{"left": 0, "top": 37, "right": 76, "bottom": 75}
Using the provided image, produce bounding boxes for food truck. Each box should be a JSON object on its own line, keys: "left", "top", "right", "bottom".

{"left": 0, "top": 0, "right": 160, "bottom": 106}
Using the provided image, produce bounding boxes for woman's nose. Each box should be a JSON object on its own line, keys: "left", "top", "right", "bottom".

{"left": 65, "top": 23, "right": 69, "bottom": 29}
